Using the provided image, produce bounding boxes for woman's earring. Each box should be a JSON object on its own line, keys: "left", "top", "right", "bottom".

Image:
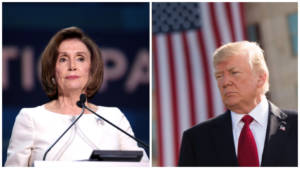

{"left": 51, "top": 77, "right": 56, "bottom": 85}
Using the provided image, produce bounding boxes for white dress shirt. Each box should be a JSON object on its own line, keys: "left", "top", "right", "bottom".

{"left": 5, "top": 105, "right": 148, "bottom": 166}
{"left": 231, "top": 96, "right": 269, "bottom": 165}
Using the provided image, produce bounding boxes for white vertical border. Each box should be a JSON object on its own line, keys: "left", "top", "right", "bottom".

{"left": 149, "top": 1, "right": 152, "bottom": 167}
{"left": 0, "top": 1, "right": 3, "bottom": 167}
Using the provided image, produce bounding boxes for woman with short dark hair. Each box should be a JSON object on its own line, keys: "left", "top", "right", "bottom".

{"left": 5, "top": 27, "right": 148, "bottom": 166}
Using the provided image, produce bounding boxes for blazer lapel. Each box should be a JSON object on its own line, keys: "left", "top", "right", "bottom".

{"left": 212, "top": 111, "right": 238, "bottom": 166}
{"left": 261, "top": 102, "right": 288, "bottom": 166}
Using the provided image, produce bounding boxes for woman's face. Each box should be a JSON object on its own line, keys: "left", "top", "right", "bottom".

{"left": 55, "top": 38, "right": 91, "bottom": 95}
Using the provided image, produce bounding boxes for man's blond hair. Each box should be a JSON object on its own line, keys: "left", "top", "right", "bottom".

{"left": 213, "top": 41, "right": 269, "bottom": 94}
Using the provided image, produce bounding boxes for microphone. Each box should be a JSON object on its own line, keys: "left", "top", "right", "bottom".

{"left": 76, "top": 94, "right": 87, "bottom": 108}
{"left": 77, "top": 94, "right": 149, "bottom": 150}
{"left": 42, "top": 96, "right": 86, "bottom": 161}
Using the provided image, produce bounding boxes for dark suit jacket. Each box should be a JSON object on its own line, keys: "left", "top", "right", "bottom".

{"left": 178, "top": 102, "right": 297, "bottom": 166}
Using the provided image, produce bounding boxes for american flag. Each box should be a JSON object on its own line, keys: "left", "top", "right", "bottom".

{"left": 153, "top": 2, "right": 247, "bottom": 166}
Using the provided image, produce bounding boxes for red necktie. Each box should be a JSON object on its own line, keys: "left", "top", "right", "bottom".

{"left": 238, "top": 115, "right": 259, "bottom": 166}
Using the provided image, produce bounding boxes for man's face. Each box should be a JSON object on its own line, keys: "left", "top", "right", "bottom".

{"left": 214, "top": 53, "right": 262, "bottom": 112}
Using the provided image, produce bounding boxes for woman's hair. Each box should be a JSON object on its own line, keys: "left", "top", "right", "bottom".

{"left": 40, "top": 26, "right": 103, "bottom": 100}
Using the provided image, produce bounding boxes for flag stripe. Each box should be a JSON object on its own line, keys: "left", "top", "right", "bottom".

{"left": 166, "top": 34, "right": 180, "bottom": 164}
{"left": 182, "top": 32, "right": 197, "bottom": 126}
{"left": 209, "top": 3, "right": 222, "bottom": 47}
{"left": 240, "top": 3, "right": 247, "bottom": 40}
{"left": 153, "top": 36, "right": 164, "bottom": 166}
{"left": 225, "top": 3, "right": 236, "bottom": 41}
{"left": 200, "top": 3, "right": 216, "bottom": 55}
{"left": 215, "top": 3, "right": 232, "bottom": 43}
{"left": 196, "top": 30, "right": 215, "bottom": 118}
{"left": 157, "top": 35, "right": 175, "bottom": 166}
{"left": 172, "top": 33, "right": 191, "bottom": 144}
{"left": 186, "top": 31, "right": 208, "bottom": 123}
{"left": 232, "top": 3, "right": 246, "bottom": 41}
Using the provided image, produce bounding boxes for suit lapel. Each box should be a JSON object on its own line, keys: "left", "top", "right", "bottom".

{"left": 212, "top": 111, "right": 238, "bottom": 166}
{"left": 261, "top": 102, "right": 288, "bottom": 166}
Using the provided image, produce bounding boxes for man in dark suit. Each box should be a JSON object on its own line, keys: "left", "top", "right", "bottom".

{"left": 178, "top": 41, "right": 297, "bottom": 166}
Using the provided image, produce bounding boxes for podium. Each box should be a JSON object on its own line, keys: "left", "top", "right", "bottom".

{"left": 34, "top": 161, "right": 150, "bottom": 167}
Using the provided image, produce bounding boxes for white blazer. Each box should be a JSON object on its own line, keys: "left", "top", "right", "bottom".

{"left": 5, "top": 105, "right": 148, "bottom": 166}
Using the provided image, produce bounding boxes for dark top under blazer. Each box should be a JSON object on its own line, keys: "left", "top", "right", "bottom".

{"left": 178, "top": 102, "right": 297, "bottom": 166}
